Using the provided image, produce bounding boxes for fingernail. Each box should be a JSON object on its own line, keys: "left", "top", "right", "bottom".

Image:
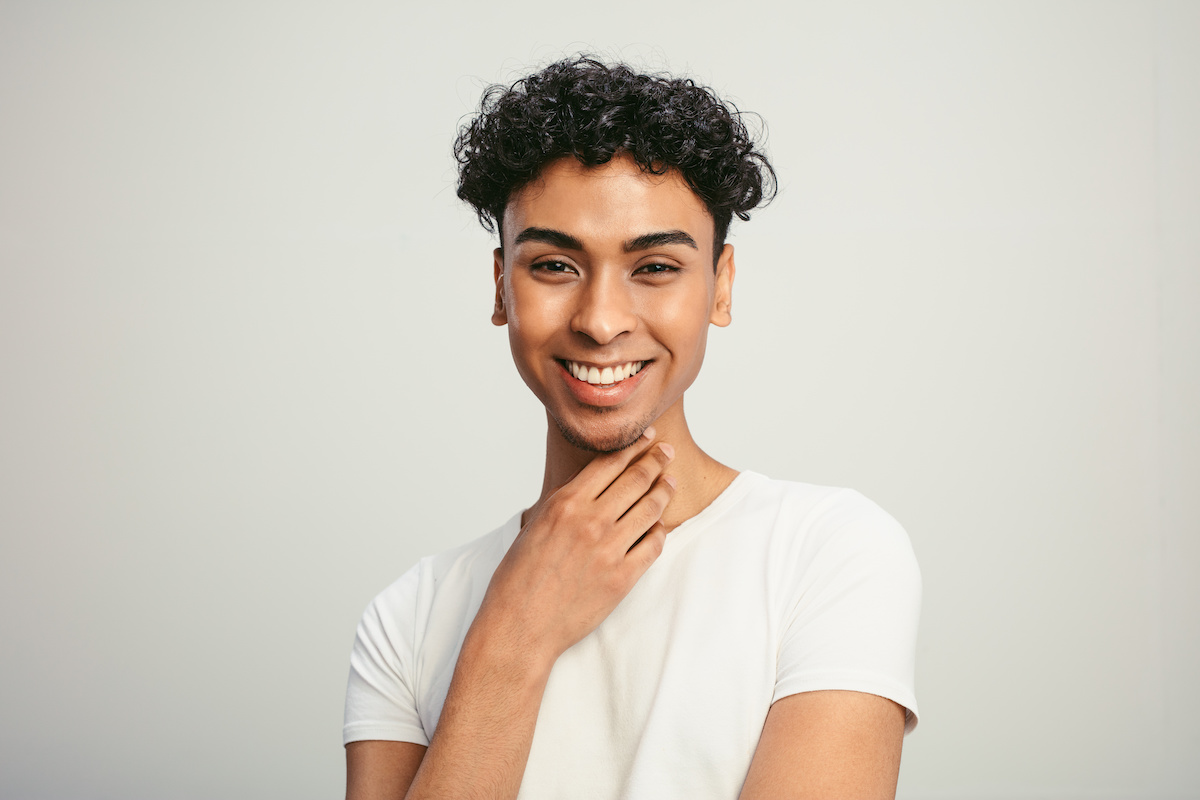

{"left": 659, "top": 442, "right": 675, "bottom": 459}
{"left": 642, "top": 426, "right": 657, "bottom": 441}
{"left": 664, "top": 474, "right": 677, "bottom": 489}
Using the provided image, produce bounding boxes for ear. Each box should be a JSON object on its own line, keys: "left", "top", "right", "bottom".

{"left": 710, "top": 244, "right": 735, "bottom": 327}
{"left": 491, "top": 248, "right": 508, "bottom": 326}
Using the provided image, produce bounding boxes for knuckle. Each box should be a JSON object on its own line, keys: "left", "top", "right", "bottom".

{"left": 645, "top": 534, "right": 664, "bottom": 559}
{"left": 602, "top": 549, "right": 624, "bottom": 571}
{"left": 641, "top": 494, "right": 667, "bottom": 522}
{"left": 643, "top": 501, "right": 666, "bottom": 527}
{"left": 581, "top": 519, "right": 605, "bottom": 542}
{"left": 627, "top": 462, "right": 655, "bottom": 485}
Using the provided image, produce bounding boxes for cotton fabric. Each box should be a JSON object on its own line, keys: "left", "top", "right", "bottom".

{"left": 344, "top": 471, "right": 921, "bottom": 799}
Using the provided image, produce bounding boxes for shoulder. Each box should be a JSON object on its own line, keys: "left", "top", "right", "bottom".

{"left": 358, "top": 512, "right": 522, "bottom": 639}
{"left": 728, "top": 473, "right": 922, "bottom": 632}
{"left": 372, "top": 512, "right": 520, "bottom": 599}
{"left": 736, "top": 472, "right": 916, "bottom": 564}
{"left": 750, "top": 476, "right": 922, "bottom": 731}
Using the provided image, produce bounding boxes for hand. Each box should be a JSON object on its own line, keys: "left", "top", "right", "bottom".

{"left": 468, "top": 428, "right": 677, "bottom": 667}
{"left": 381, "top": 430, "right": 677, "bottom": 800}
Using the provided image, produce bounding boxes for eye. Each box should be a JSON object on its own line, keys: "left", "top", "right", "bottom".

{"left": 635, "top": 263, "right": 680, "bottom": 275}
{"left": 531, "top": 260, "right": 576, "bottom": 275}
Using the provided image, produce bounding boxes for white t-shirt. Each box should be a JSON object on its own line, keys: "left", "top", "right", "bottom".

{"left": 344, "top": 471, "right": 921, "bottom": 799}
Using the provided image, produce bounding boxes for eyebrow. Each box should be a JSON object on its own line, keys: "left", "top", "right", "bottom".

{"left": 623, "top": 230, "right": 698, "bottom": 252}
{"left": 512, "top": 227, "right": 584, "bottom": 250}
{"left": 512, "top": 226, "right": 698, "bottom": 252}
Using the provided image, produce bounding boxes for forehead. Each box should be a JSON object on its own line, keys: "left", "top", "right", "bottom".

{"left": 502, "top": 154, "right": 714, "bottom": 251}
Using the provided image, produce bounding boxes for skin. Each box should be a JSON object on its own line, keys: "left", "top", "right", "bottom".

{"left": 494, "top": 153, "right": 740, "bottom": 528}
{"left": 346, "top": 153, "right": 906, "bottom": 799}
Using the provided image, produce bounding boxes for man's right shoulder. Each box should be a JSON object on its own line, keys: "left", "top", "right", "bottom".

{"left": 366, "top": 510, "right": 523, "bottom": 619}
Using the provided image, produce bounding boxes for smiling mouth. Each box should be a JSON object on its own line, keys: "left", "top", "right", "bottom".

{"left": 561, "top": 360, "right": 647, "bottom": 387}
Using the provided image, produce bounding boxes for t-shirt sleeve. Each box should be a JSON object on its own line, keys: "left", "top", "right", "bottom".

{"left": 773, "top": 491, "right": 922, "bottom": 733}
{"left": 343, "top": 564, "right": 430, "bottom": 746}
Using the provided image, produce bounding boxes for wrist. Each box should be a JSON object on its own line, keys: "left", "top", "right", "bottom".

{"left": 459, "top": 614, "right": 558, "bottom": 688}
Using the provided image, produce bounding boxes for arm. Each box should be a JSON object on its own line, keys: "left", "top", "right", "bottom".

{"left": 346, "top": 742, "right": 425, "bottom": 800}
{"left": 741, "top": 491, "right": 920, "bottom": 799}
{"left": 344, "top": 635, "right": 550, "bottom": 800}
{"left": 738, "top": 690, "right": 906, "bottom": 800}
{"left": 346, "top": 430, "right": 677, "bottom": 800}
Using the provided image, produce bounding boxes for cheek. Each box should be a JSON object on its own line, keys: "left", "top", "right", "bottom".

{"left": 647, "top": 287, "right": 713, "bottom": 355}
{"left": 505, "top": 315, "right": 554, "bottom": 404}
{"left": 504, "top": 286, "right": 570, "bottom": 372}
{"left": 506, "top": 292, "right": 554, "bottom": 345}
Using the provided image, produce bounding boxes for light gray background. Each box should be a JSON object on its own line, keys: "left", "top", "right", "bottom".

{"left": 1, "top": 2, "right": 1197, "bottom": 798}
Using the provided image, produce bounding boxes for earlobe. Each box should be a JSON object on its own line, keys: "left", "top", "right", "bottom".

{"left": 492, "top": 248, "right": 508, "bottom": 326}
{"left": 710, "top": 244, "right": 735, "bottom": 327}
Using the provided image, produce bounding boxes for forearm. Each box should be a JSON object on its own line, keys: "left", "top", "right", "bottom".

{"left": 394, "top": 435, "right": 675, "bottom": 799}
{"left": 404, "top": 623, "right": 554, "bottom": 800}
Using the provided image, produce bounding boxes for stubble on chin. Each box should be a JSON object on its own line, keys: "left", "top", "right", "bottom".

{"left": 552, "top": 411, "right": 652, "bottom": 454}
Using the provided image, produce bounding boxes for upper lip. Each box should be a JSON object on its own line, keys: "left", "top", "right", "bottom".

{"left": 559, "top": 358, "right": 649, "bottom": 369}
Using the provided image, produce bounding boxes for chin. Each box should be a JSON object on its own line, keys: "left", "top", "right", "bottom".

{"left": 553, "top": 414, "right": 650, "bottom": 454}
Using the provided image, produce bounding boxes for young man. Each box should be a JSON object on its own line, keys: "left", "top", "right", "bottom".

{"left": 344, "top": 57, "right": 921, "bottom": 799}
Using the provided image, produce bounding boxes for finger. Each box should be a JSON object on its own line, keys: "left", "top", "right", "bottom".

{"left": 617, "top": 472, "right": 676, "bottom": 549}
{"left": 571, "top": 425, "right": 660, "bottom": 498}
{"left": 623, "top": 521, "right": 669, "bottom": 576}
{"left": 598, "top": 441, "right": 674, "bottom": 517}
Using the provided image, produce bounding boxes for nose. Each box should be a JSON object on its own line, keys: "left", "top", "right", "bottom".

{"left": 570, "top": 273, "right": 637, "bottom": 345}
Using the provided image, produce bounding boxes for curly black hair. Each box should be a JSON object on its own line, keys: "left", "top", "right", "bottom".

{"left": 454, "top": 56, "right": 776, "bottom": 263}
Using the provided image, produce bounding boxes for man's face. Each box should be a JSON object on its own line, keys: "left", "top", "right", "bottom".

{"left": 493, "top": 153, "right": 734, "bottom": 453}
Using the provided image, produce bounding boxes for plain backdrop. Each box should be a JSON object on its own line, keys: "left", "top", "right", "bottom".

{"left": 1, "top": 2, "right": 1197, "bottom": 798}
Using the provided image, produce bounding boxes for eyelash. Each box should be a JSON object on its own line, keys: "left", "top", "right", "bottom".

{"left": 531, "top": 260, "right": 575, "bottom": 274}
{"left": 529, "top": 261, "right": 679, "bottom": 276}
{"left": 636, "top": 263, "right": 679, "bottom": 275}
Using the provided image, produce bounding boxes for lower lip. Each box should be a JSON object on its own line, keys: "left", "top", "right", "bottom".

{"left": 559, "top": 361, "right": 649, "bottom": 407}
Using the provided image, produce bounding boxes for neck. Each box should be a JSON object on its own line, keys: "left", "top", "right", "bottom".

{"left": 530, "top": 399, "right": 738, "bottom": 531}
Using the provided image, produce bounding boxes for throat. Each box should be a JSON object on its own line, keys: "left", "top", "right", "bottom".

{"left": 535, "top": 414, "right": 736, "bottom": 532}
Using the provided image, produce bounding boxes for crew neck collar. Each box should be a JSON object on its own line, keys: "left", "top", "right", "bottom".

{"left": 501, "top": 470, "right": 764, "bottom": 547}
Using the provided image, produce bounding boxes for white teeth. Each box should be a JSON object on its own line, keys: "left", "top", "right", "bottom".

{"left": 568, "top": 361, "right": 645, "bottom": 386}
